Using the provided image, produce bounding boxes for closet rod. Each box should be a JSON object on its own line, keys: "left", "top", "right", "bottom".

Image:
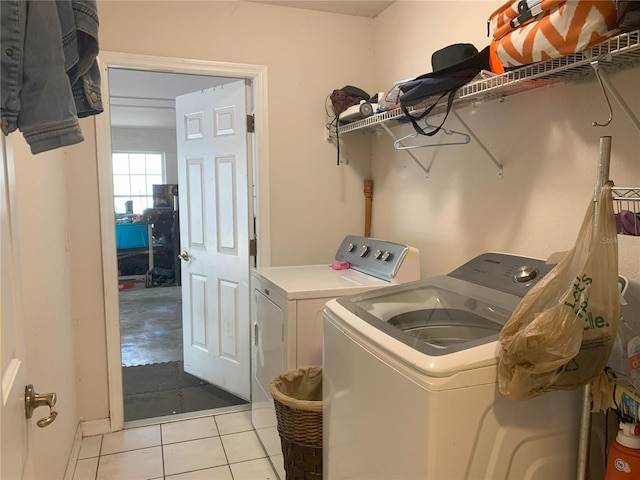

{"left": 576, "top": 136, "right": 612, "bottom": 480}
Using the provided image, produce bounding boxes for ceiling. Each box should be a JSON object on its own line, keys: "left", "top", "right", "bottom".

{"left": 247, "top": 1, "right": 395, "bottom": 18}
{"left": 108, "top": 69, "right": 234, "bottom": 129}
{"left": 109, "top": 1, "right": 396, "bottom": 129}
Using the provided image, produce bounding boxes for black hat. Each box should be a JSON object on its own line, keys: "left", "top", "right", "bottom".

{"left": 416, "top": 43, "right": 490, "bottom": 80}
{"left": 398, "top": 43, "right": 491, "bottom": 136}
{"left": 399, "top": 43, "right": 490, "bottom": 107}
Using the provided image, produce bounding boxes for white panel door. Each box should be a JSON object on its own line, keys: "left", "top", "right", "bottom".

{"left": 1, "top": 136, "right": 30, "bottom": 479}
{"left": 176, "top": 80, "right": 251, "bottom": 400}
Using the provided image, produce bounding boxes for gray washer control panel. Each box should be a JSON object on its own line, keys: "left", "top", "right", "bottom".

{"left": 448, "top": 252, "right": 555, "bottom": 297}
{"left": 335, "top": 235, "right": 409, "bottom": 281}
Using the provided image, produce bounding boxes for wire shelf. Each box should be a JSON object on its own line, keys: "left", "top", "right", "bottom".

{"left": 333, "top": 29, "right": 640, "bottom": 136}
{"left": 613, "top": 187, "right": 640, "bottom": 236}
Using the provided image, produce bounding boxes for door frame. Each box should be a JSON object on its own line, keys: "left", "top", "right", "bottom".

{"left": 95, "top": 52, "right": 271, "bottom": 432}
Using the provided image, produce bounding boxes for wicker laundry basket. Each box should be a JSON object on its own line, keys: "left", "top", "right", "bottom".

{"left": 270, "top": 367, "right": 323, "bottom": 480}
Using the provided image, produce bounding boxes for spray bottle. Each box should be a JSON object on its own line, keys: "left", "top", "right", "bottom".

{"left": 605, "top": 421, "right": 640, "bottom": 479}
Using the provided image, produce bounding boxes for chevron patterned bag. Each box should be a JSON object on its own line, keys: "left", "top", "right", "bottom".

{"left": 488, "top": 0, "right": 621, "bottom": 69}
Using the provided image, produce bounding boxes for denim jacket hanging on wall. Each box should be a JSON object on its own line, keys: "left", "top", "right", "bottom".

{"left": 0, "top": 0, "right": 103, "bottom": 154}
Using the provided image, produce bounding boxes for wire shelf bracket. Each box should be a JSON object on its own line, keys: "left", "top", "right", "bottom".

{"left": 452, "top": 110, "right": 503, "bottom": 178}
{"left": 380, "top": 123, "right": 434, "bottom": 178}
{"left": 378, "top": 108, "right": 503, "bottom": 179}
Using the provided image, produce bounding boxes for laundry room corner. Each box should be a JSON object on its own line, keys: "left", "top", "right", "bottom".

{"left": 325, "top": 1, "right": 640, "bottom": 478}
{"left": 368, "top": 1, "right": 640, "bottom": 280}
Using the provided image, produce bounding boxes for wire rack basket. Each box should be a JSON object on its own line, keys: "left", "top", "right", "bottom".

{"left": 612, "top": 187, "right": 640, "bottom": 236}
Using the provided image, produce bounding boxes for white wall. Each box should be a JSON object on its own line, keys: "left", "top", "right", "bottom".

{"left": 371, "top": 1, "right": 640, "bottom": 281}
{"left": 111, "top": 127, "right": 178, "bottom": 183}
{"left": 66, "top": 118, "right": 110, "bottom": 425}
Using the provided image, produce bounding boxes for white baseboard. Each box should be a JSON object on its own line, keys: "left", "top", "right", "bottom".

{"left": 81, "top": 418, "right": 112, "bottom": 437}
{"left": 63, "top": 419, "right": 111, "bottom": 480}
{"left": 63, "top": 423, "right": 84, "bottom": 480}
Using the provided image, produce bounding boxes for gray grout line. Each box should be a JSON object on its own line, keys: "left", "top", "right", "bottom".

{"left": 159, "top": 425, "right": 166, "bottom": 480}
{"left": 78, "top": 410, "right": 275, "bottom": 480}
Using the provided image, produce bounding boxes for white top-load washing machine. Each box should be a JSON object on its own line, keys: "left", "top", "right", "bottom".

{"left": 323, "top": 252, "right": 584, "bottom": 480}
{"left": 251, "top": 235, "right": 420, "bottom": 479}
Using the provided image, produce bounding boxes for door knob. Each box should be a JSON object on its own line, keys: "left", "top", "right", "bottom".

{"left": 178, "top": 251, "right": 191, "bottom": 262}
{"left": 25, "top": 385, "right": 58, "bottom": 428}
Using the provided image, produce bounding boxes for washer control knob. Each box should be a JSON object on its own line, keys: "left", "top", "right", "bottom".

{"left": 381, "top": 251, "right": 391, "bottom": 261}
{"left": 374, "top": 249, "right": 382, "bottom": 259}
{"left": 359, "top": 245, "right": 369, "bottom": 257}
{"left": 513, "top": 266, "right": 538, "bottom": 283}
{"left": 347, "top": 243, "right": 356, "bottom": 252}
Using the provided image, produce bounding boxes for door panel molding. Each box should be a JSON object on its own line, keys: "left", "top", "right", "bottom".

{"left": 219, "top": 279, "right": 239, "bottom": 361}
{"left": 95, "top": 52, "right": 269, "bottom": 431}
{"left": 215, "top": 156, "right": 237, "bottom": 253}
{"left": 187, "top": 158, "right": 206, "bottom": 247}
{"left": 177, "top": 80, "right": 250, "bottom": 399}
{"left": 189, "top": 273, "right": 208, "bottom": 349}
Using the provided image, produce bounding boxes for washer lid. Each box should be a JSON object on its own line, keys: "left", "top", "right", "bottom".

{"left": 335, "top": 275, "right": 521, "bottom": 357}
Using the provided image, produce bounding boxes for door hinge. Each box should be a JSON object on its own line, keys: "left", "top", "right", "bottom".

{"left": 249, "top": 238, "right": 257, "bottom": 257}
{"left": 247, "top": 114, "right": 255, "bottom": 133}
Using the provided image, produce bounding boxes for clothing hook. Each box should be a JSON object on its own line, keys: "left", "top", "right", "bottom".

{"left": 590, "top": 61, "right": 613, "bottom": 128}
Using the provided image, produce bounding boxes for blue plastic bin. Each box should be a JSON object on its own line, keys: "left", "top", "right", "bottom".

{"left": 116, "top": 223, "right": 149, "bottom": 249}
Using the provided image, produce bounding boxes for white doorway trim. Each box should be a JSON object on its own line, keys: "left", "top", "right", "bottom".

{"left": 95, "top": 52, "right": 270, "bottom": 432}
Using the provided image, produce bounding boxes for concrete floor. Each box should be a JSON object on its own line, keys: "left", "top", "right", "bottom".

{"left": 118, "top": 283, "right": 248, "bottom": 421}
{"left": 119, "top": 284, "right": 183, "bottom": 366}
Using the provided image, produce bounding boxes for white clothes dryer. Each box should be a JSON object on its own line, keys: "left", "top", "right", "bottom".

{"left": 251, "top": 235, "right": 420, "bottom": 479}
{"left": 323, "top": 252, "right": 584, "bottom": 480}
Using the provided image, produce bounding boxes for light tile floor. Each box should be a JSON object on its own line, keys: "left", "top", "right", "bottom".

{"left": 73, "top": 409, "right": 278, "bottom": 480}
